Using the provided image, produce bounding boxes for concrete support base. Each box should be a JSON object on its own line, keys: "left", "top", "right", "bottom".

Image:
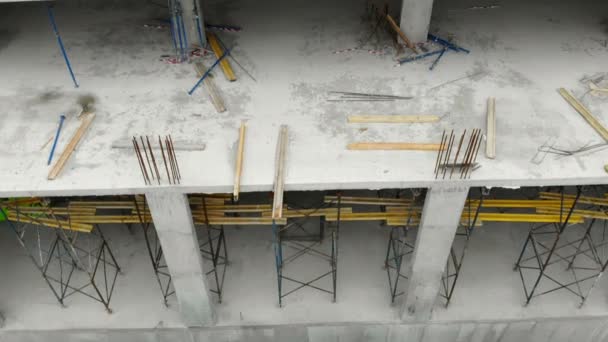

{"left": 146, "top": 191, "right": 214, "bottom": 327}
{"left": 399, "top": 0, "right": 434, "bottom": 43}
{"left": 402, "top": 185, "right": 469, "bottom": 320}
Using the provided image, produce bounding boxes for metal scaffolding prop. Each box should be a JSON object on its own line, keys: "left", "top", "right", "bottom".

{"left": 384, "top": 190, "right": 420, "bottom": 304}
{"left": 0, "top": 199, "right": 120, "bottom": 313}
{"left": 439, "top": 187, "right": 487, "bottom": 306}
{"left": 273, "top": 193, "right": 342, "bottom": 307}
{"left": 514, "top": 187, "right": 608, "bottom": 306}
{"left": 132, "top": 198, "right": 175, "bottom": 306}
{"left": 193, "top": 195, "right": 229, "bottom": 303}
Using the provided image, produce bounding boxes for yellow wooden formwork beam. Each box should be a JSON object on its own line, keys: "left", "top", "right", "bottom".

{"left": 466, "top": 199, "right": 568, "bottom": 209}
{"left": 539, "top": 192, "right": 608, "bottom": 207}
{"left": 324, "top": 196, "right": 412, "bottom": 206}
{"left": 261, "top": 207, "right": 353, "bottom": 218}
{"left": 5, "top": 213, "right": 93, "bottom": 233}
{"left": 536, "top": 208, "right": 608, "bottom": 220}
{"left": 206, "top": 32, "right": 236, "bottom": 81}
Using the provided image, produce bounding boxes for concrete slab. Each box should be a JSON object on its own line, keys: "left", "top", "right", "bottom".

{"left": 0, "top": 0, "right": 607, "bottom": 197}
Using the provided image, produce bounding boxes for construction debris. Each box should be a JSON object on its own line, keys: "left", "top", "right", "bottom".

{"left": 132, "top": 135, "right": 181, "bottom": 185}
{"left": 347, "top": 114, "right": 440, "bottom": 123}
{"left": 348, "top": 142, "right": 442, "bottom": 151}
{"left": 558, "top": 88, "right": 608, "bottom": 142}
{"left": 328, "top": 91, "right": 412, "bottom": 101}
{"left": 434, "top": 129, "right": 483, "bottom": 179}
{"left": 48, "top": 113, "right": 95, "bottom": 180}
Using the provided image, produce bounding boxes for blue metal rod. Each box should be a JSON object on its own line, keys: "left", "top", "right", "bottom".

{"left": 168, "top": 17, "right": 178, "bottom": 54}
{"left": 429, "top": 48, "right": 447, "bottom": 71}
{"left": 187, "top": 47, "right": 232, "bottom": 95}
{"left": 47, "top": 5, "right": 79, "bottom": 88}
{"left": 398, "top": 49, "right": 443, "bottom": 65}
{"left": 176, "top": 14, "right": 184, "bottom": 59}
{"left": 179, "top": 13, "right": 189, "bottom": 59}
{"left": 48, "top": 114, "right": 66, "bottom": 165}
{"left": 195, "top": 16, "right": 205, "bottom": 47}
{"left": 428, "top": 34, "right": 470, "bottom": 54}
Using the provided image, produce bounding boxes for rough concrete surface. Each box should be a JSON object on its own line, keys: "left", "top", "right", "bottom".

{"left": 0, "top": 0, "right": 607, "bottom": 198}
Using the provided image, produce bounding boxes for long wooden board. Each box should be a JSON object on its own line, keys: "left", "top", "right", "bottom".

{"left": 386, "top": 14, "right": 417, "bottom": 53}
{"left": 48, "top": 113, "right": 95, "bottom": 180}
{"left": 347, "top": 115, "right": 440, "bottom": 124}
{"left": 206, "top": 32, "right": 236, "bottom": 82}
{"left": 558, "top": 88, "right": 608, "bottom": 142}
{"left": 233, "top": 122, "right": 246, "bottom": 202}
{"left": 194, "top": 62, "right": 226, "bottom": 113}
{"left": 486, "top": 97, "right": 496, "bottom": 159}
{"left": 347, "top": 142, "right": 442, "bottom": 151}
{"left": 272, "top": 125, "right": 288, "bottom": 219}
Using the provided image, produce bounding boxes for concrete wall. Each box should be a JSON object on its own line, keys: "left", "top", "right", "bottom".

{"left": 2, "top": 317, "right": 608, "bottom": 342}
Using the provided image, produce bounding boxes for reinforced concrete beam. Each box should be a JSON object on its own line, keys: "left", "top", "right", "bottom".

{"left": 146, "top": 191, "right": 214, "bottom": 327}
{"left": 401, "top": 185, "right": 469, "bottom": 321}
{"left": 399, "top": 0, "right": 434, "bottom": 43}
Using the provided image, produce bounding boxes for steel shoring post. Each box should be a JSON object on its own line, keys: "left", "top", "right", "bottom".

{"left": 133, "top": 197, "right": 174, "bottom": 305}
{"left": 331, "top": 193, "right": 341, "bottom": 302}
{"left": 384, "top": 189, "right": 418, "bottom": 303}
{"left": 199, "top": 196, "right": 228, "bottom": 303}
{"left": 274, "top": 192, "right": 340, "bottom": 306}
{"left": 515, "top": 186, "right": 582, "bottom": 306}
{"left": 0, "top": 207, "right": 67, "bottom": 307}
{"left": 272, "top": 219, "right": 283, "bottom": 307}
{"left": 440, "top": 188, "right": 486, "bottom": 307}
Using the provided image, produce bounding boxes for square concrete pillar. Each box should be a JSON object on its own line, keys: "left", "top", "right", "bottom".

{"left": 400, "top": 0, "right": 434, "bottom": 43}
{"left": 145, "top": 191, "right": 214, "bottom": 327}
{"left": 401, "top": 185, "right": 469, "bottom": 321}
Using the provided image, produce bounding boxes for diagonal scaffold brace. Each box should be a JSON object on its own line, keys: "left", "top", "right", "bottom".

{"left": 272, "top": 192, "right": 342, "bottom": 307}
{"left": 133, "top": 196, "right": 175, "bottom": 306}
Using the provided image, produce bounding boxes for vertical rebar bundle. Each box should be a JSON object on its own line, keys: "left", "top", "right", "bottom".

{"left": 133, "top": 135, "right": 181, "bottom": 185}
{"left": 434, "top": 129, "right": 483, "bottom": 179}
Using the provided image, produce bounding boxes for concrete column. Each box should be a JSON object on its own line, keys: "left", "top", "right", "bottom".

{"left": 399, "top": 0, "right": 434, "bottom": 43}
{"left": 180, "top": 0, "right": 206, "bottom": 47}
{"left": 401, "top": 185, "right": 469, "bottom": 321}
{"left": 145, "top": 191, "right": 214, "bottom": 327}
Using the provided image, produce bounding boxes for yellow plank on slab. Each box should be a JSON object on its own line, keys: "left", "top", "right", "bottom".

{"left": 347, "top": 115, "right": 440, "bottom": 124}
{"left": 347, "top": 142, "right": 443, "bottom": 151}
{"left": 558, "top": 88, "right": 608, "bottom": 142}
{"left": 48, "top": 113, "right": 96, "bottom": 180}
{"left": 206, "top": 32, "right": 236, "bottom": 81}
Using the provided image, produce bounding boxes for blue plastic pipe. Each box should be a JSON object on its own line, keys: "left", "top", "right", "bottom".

{"left": 47, "top": 5, "right": 79, "bottom": 88}
{"left": 48, "top": 114, "right": 66, "bottom": 165}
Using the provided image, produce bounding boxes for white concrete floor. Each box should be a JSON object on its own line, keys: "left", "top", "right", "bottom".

{"left": 2, "top": 190, "right": 608, "bottom": 330}
{"left": 0, "top": 0, "right": 607, "bottom": 198}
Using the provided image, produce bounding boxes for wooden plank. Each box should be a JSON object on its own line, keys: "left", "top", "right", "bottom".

{"left": 386, "top": 14, "right": 417, "bottom": 53}
{"left": 48, "top": 113, "right": 95, "bottom": 180}
{"left": 558, "top": 88, "right": 608, "bottom": 142}
{"left": 206, "top": 32, "right": 237, "bottom": 81}
{"left": 347, "top": 115, "right": 440, "bottom": 124}
{"left": 233, "top": 122, "right": 246, "bottom": 201}
{"left": 347, "top": 142, "right": 442, "bottom": 151}
{"left": 261, "top": 207, "right": 353, "bottom": 218}
{"left": 272, "top": 125, "right": 288, "bottom": 219}
{"left": 486, "top": 97, "right": 496, "bottom": 159}
{"left": 194, "top": 62, "right": 226, "bottom": 113}
{"left": 324, "top": 196, "right": 411, "bottom": 206}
